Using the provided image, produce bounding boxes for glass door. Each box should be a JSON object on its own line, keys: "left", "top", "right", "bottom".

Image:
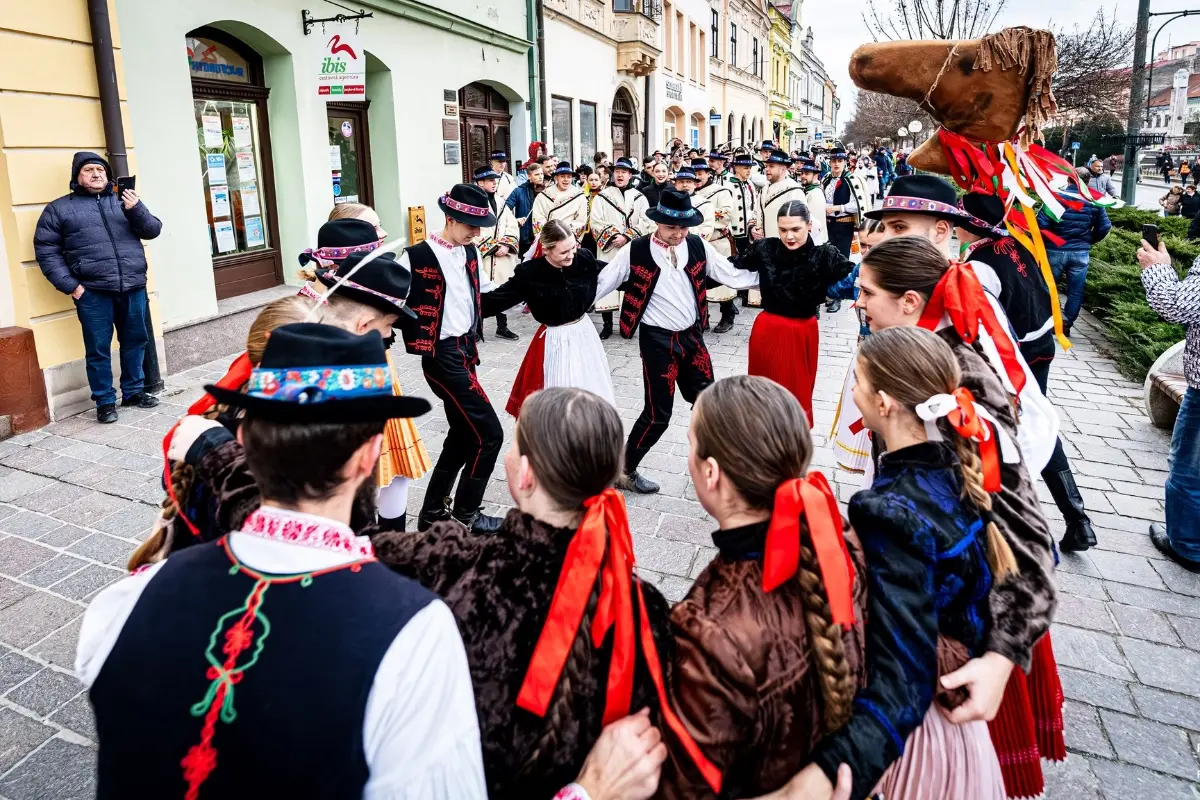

{"left": 327, "top": 103, "right": 373, "bottom": 207}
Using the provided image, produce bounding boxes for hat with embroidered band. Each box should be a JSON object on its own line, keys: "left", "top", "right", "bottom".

{"left": 864, "top": 175, "right": 971, "bottom": 223}
{"left": 473, "top": 165, "right": 503, "bottom": 182}
{"left": 489, "top": 150, "right": 508, "bottom": 161}
{"left": 645, "top": 189, "right": 704, "bottom": 227}
{"left": 956, "top": 192, "right": 1012, "bottom": 239}
{"left": 673, "top": 167, "right": 698, "bottom": 182}
{"left": 551, "top": 160, "right": 575, "bottom": 176}
{"left": 764, "top": 148, "right": 792, "bottom": 165}
{"left": 613, "top": 157, "right": 636, "bottom": 172}
{"left": 313, "top": 250, "right": 413, "bottom": 320}
{"left": 205, "top": 323, "right": 431, "bottom": 423}
{"left": 690, "top": 159, "right": 711, "bottom": 172}
{"left": 707, "top": 150, "right": 730, "bottom": 161}
{"left": 731, "top": 152, "right": 756, "bottom": 167}
{"left": 797, "top": 157, "right": 821, "bottom": 174}
{"left": 827, "top": 148, "right": 849, "bottom": 160}
{"left": 759, "top": 139, "right": 777, "bottom": 151}
{"left": 438, "top": 183, "right": 497, "bottom": 227}
{"left": 298, "top": 218, "right": 380, "bottom": 267}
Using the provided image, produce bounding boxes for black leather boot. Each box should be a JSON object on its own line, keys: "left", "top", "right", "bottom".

{"left": 495, "top": 313, "right": 519, "bottom": 341}
{"left": 600, "top": 312, "right": 613, "bottom": 340}
{"left": 616, "top": 471, "right": 660, "bottom": 494}
{"left": 417, "top": 469, "right": 456, "bottom": 531}
{"left": 451, "top": 476, "right": 504, "bottom": 532}
{"left": 376, "top": 512, "right": 407, "bottom": 534}
{"left": 1044, "top": 469, "right": 1097, "bottom": 552}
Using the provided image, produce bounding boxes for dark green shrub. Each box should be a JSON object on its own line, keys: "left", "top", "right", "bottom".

{"left": 1080, "top": 257, "right": 1185, "bottom": 380}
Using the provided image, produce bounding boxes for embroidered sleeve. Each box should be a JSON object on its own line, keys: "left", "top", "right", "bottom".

{"left": 1143, "top": 262, "right": 1200, "bottom": 326}
{"left": 809, "top": 492, "right": 939, "bottom": 800}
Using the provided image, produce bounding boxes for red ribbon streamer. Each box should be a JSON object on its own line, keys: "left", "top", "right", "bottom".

{"left": 944, "top": 387, "right": 1002, "bottom": 493}
{"left": 917, "top": 261, "right": 1027, "bottom": 396}
{"left": 160, "top": 352, "right": 255, "bottom": 538}
{"left": 762, "top": 474, "right": 857, "bottom": 627}
{"left": 516, "top": 489, "right": 723, "bottom": 793}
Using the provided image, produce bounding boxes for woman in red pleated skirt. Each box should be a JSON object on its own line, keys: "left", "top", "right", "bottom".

{"left": 738, "top": 200, "right": 855, "bottom": 425}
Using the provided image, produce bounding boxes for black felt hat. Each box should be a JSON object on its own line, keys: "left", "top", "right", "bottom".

{"left": 673, "top": 167, "right": 698, "bottom": 181}
{"left": 827, "top": 148, "right": 849, "bottom": 160}
{"left": 206, "top": 324, "right": 431, "bottom": 423}
{"left": 551, "top": 160, "right": 575, "bottom": 176}
{"left": 956, "top": 192, "right": 1011, "bottom": 238}
{"left": 299, "top": 219, "right": 380, "bottom": 266}
{"left": 690, "top": 158, "right": 711, "bottom": 172}
{"left": 645, "top": 189, "right": 703, "bottom": 227}
{"left": 613, "top": 157, "right": 636, "bottom": 172}
{"left": 489, "top": 150, "right": 508, "bottom": 161}
{"left": 865, "top": 175, "right": 970, "bottom": 223}
{"left": 473, "top": 165, "right": 503, "bottom": 181}
{"left": 438, "top": 183, "right": 497, "bottom": 226}
{"left": 764, "top": 148, "right": 792, "bottom": 165}
{"left": 314, "top": 250, "right": 412, "bottom": 318}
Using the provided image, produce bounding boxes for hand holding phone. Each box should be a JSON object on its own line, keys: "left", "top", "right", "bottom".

{"left": 1142, "top": 223, "right": 1159, "bottom": 250}
{"left": 117, "top": 176, "right": 136, "bottom": 195}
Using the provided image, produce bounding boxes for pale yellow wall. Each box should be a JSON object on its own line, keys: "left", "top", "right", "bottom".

{"left": 0, "top": 0, "right": 158, "bottom": 370}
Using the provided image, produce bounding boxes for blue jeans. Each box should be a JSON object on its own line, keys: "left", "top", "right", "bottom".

{"left": 74, "top": 287, "right": 149, "bottom": 406}
{"left": 1048, "top": 250, "right": 1089, "bottom": 329}
{"left": 1168, "top": 387, "right": 1200, "bottom": 561}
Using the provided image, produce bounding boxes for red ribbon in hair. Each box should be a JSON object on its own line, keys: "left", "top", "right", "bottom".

{"left": 917, "top": 261, "right": 1027, "bottom": 396}
{"left": 516, "top": 489, "right": 723, "bottom": 793}
{"left": 160, "top": 352, "right": 254, "bottom": 538}
{"left": 944, "top": 387, "right": 1002, "bottom": 493}
{"left": 762, "top": 473, "right": 857, "bottom": 627}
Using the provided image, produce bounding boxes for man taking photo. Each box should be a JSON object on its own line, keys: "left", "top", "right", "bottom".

{"left": 34, "top": 151, "right": 162, "bottom": 424}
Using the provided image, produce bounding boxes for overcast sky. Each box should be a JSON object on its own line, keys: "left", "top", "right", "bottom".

{"left": 801, "top": 0, "right": 1200, "bottom": 123}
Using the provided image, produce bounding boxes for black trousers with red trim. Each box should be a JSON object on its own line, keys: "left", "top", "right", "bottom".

{"left": 625, "top": 323, "right": 714, "bottom": 474}
{"left": 421, "top": 335, "right": 504, "bottom": 509}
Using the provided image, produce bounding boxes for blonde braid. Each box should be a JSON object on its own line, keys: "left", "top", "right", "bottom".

{"left": 796, "top": 530, "right": 856, "bottom": 732}
{"left": 953, "top": 435, "right": 1017, "bottom": 580}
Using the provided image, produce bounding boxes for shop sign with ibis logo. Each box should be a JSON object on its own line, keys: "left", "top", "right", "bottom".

{"left": 318, "top": 32, "right": 366, "bottom": 100}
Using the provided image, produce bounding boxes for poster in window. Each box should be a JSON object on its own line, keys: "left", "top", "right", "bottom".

{"left": 232, "top": 116, "right": 253, "bottom": 148}
{"left": 330, "top": 146, "right": 343, "bottom": 171}
{"left": 236, "top": 152, "right": 256, "bottom": 182}
{"left": 244, "top": 216, "right": 266, "bottom": 248}
{"left": 202, "top": 114, "right": 223, "bottom": 148}
{"left": 210, "top": 186, "right": 231, "bottom": 218}
{"left": 214, "top": 221, "right": 237, "bottom": 253}
{"left": 241, "top": 182, "right": 261, "bottom": 216}
{"left": 206, "top": 154, "right": 227, "bottom": 184}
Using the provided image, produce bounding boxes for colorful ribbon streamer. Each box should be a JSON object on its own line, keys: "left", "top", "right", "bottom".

{"left": 516, "top": 489, "right": 723, "bottom": 793}
{"left": 918, "top": 388, "right": 1002, "bottom": 492}
{"left": 762, "top": 473, "right": 857, "bottom": 627}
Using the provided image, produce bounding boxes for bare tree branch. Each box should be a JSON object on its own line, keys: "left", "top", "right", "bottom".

{"left": 863, "top": 0, "right": 1007, "bottom": 42}
{"left": 1050, "top": 6, "right": 1134, "bottom": 119}
{"left": 842, "top": 90, "right": 937, "bottom": 145}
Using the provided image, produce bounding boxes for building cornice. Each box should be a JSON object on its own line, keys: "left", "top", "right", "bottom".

{"left": 360, "top": 0, "right": 533, "bottom": 53}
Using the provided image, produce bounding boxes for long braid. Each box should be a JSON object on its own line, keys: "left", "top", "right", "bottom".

{"left": 516, "top": 578, "right": 600, "bottom": 780}
{"left": 952, "top": 433, "right": 1017, "bottom": 580}
{"left": 128, "top": 461, "right": 196, "bottom": 571}
{"left": 795, "top": 526, "right": 856, "bottom": 731}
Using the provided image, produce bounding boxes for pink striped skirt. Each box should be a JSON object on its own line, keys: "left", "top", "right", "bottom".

{"left": 873, "top": 705, "right": 1006, "bottom": 800}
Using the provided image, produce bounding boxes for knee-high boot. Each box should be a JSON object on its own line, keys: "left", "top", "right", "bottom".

{"left": 1044, "top": 469, "right": 1097, "bottom": 552}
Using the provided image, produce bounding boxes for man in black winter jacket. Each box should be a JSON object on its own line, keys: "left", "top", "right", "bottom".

{"left": 34, "top": 152, "right": 163, "bottom": 423}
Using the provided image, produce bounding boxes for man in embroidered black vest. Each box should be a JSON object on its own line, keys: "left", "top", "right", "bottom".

{"left": 594, "top": 190, "right": 759, "bottom": 494}
{"left": 396, "top": 184, "right": 505, "bottom": 532}
{"left": 77, "top": 323, "right": 487, "bottom": 799}
{"left": 822, "top": 147, "right": 869, "bottom": 257}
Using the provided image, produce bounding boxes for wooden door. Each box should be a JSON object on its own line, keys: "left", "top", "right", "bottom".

{"left": 459, "top": 83, "right": 512, "bottom": 182}
{"left": 612, "top": 116, "right": 631, "bottom": 160}
{"left": 327, "top": 102, "right": 373, "bottom": 207}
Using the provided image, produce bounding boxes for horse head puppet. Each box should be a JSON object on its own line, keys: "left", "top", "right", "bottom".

{"left": 849, "top": 26, "right": 1057, "bottom": 174}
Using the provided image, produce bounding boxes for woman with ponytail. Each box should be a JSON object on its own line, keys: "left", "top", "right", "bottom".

{"left": 852, "top": 236, "right": 1064, "bottom": 800}
{"left": 786, "top": 327, "right": 1008, "bottom": 800}
{"left": 374, "top": 387, "right": 715, "bottom": 799}
{"left": 658, "top": 375, "right": 867, "bottom": 799}
{"left": 735, "top": 201, "right": 855, "bottom": 424}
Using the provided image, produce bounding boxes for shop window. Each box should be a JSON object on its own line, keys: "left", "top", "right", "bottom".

{"left": 187, "top": 27, "right": 282, "bottom": 299}
{"left": 552, "top": 96, "right": 573, "bottom": 164}
{"left": 580, "top": 102, "right": 598, "bottom": 165}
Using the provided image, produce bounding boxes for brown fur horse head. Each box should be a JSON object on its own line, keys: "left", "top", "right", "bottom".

{"left": 850, "top": 27, "right": 1057, "bottom": 174}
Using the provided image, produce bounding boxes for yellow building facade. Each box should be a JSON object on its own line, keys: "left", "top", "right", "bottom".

{"left": 0, "top": 0, "right": 157, "bottom": 422}
{"left": 766, "top": 3, "right": 790, "bottom": 146}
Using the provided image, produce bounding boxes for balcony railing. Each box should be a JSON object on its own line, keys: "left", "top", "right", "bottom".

{"left": 614, "top": 0, "right": 661, "bottom": 22}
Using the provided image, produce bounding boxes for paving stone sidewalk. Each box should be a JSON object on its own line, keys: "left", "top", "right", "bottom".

{"left": 0, "top": 301, "right": 1189, "bottom": 798}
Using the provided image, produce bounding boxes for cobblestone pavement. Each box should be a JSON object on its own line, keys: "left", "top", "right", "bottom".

{"left": 0, "top": 300, "right": 1189, "bottom": 799}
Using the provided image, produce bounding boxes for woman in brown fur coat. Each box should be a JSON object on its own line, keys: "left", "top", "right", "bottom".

{"left": 374, "top": 388, "right": 713, "bottom": 800}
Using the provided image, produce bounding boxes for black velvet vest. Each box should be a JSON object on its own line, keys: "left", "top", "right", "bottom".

{"left": 401, "top": 240, "right": 482, "bottom": 355}
{"left": 619, "top": 235, "right": 708, "bottom": 337}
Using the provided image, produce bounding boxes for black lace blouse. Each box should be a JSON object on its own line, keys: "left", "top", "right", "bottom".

{"left": 736, "top": 238, "right": 854, "bottom": 319}
{"left": 481, "top": 248, "right": 601, "bottom": 326}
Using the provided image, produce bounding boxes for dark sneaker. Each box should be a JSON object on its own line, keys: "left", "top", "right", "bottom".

{"left": 616, "top": 471, "right": 659, "bottom": 495}
{"left": 495, "top": 328, "right": 520, "bottom": 341}
{"left": 1150, "top": 523, "right": 1200, "bottom": 573}
{"left": 121, "top": 393, "right": 160, "bottom": 409}
{"left": 825, "top": 299, "right": 842, "bottom": 313}
{"left": 97, "top": 404, "right": 118, "bottom": 424}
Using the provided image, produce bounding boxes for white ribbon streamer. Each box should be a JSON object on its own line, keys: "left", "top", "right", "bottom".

{"left": 914, "top": 393, "right": 1020, "bottom": 465}
{"left": 303, "top": 235, "right": 409, "bottom": 322}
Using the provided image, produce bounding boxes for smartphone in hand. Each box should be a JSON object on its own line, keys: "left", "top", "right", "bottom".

{"left": 1142, "top": 223, "right": 1160, "bottom": 250}
{"left": 117, "top": 176, "right": 136, "bottom": 195}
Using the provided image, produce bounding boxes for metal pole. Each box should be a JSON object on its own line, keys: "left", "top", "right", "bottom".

{"left": 1122, "top": 0, "right": 1152, "bottom": 206}
{"left": 87, "top": 0, "right": 163, "bottom": 392}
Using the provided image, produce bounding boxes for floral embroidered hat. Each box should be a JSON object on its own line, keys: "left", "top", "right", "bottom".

{"left": 205, "top": 323, "right": 431, "bottom": 423}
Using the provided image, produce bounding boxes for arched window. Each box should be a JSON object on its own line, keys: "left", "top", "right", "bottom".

{"left": 612, "top": 88, "right": 636, "bottom": 160}
{"left": 188, "top": 27, "right": 282, "bottom": 298}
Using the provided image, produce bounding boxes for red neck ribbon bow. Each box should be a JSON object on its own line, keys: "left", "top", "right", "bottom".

{"left": 762, "top": 473, "right": 857, "bottom": 627}
{"left": 516, "top": 488, "right": 723, "bottom": 793}
{"left": 944, "top": 387, "right": 1002, "bottom": 493}
{"left": 160, "top": 351, "right": 255, "bottom": 538}
{"left": 917, "top": 261, "right": 1027, "bottom": 396}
